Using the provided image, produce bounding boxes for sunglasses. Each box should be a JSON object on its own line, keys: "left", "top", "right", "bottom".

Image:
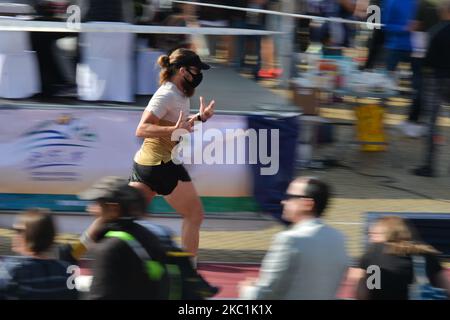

{"left": 13, "top": 226, "right": 25, "bottom": 234}
{"left": 284, "top": 193, "right": 311, "bottom": 200}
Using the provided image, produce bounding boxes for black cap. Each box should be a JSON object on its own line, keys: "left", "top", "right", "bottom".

{"left": 78, "top": 176, "right": 135, "bottom": 202}
{"left": 78, "top": 177, "right": 147, "bottom": 218}
{"left": 175, "top": 54, "right": 210, "bottom": 70}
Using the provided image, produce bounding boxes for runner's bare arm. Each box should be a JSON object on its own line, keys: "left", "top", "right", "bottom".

{"left": 136, "top": 110, "right": 193, "bottom": 138}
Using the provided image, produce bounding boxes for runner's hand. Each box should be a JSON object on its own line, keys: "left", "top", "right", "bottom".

{"left": 174, "top": 111, "right": 194, "bottom": 132}
{"left": 199, "top": 96, "right": 215, "bottom": 121}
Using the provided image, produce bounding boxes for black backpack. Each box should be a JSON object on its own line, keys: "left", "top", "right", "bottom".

{"left": 105, "top": 227, "right": 219, "bottom": 300}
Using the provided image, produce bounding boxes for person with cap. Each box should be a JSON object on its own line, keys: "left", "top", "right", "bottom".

{"left": 72, "top": 176, "right": 172, "bottom": 299}
{"left": 130, "top": 48, "right": 215, "bottom": 264}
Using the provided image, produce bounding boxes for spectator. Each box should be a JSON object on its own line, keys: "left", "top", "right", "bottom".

{"left": 350, "top": 216, "right": 450, "bottom": 299}
{"left": 75, "top": 176, "right": 171, "bottom": 300}
{"left": 234, "top": 0, "right": 268, "bottom": 80}
{"left": 133, "top": 0, "right": 169, "bottom": 49}
{"left": 239, "top": 177, "right": 349, "bottom": 300}
{"left": 412, "top": 0, "right": 450, "bottom": 177}
{"left": 134, "top": 0, "right": 156, "bottom": 24}
{"left": 197, "top": 0, "right": 230, "bottom": 58}
{"left": 229, "top": 0, "right": 248, "bottom": 67}
{"left": 319, "top": 0, "right": 357, "bottom": 54}
{"left": 405, "top": 0, "right": 440, "bottom": 138}
{"left": 144, "top": 0, "right": 173, "bottom": 25}
{"left": 0, "top": 209, "right": 78, "bottom": 300}
{"left": 383, "top": 0, "right": 425, "bottom": 138}
{"left": 84, "top": 0, "right": 134, "bottom": 23}
{"left": 64, "top": 176, "right": 218, "bottom": 299}
{"left": 413, "top": 0, "right": 440, "bottom": 34}
{"left": 158, "top": 3, "right": 195, "bottom": 51}
{"left": 360, "top": 0, "right": 385, "bottom": 70}
{"left": 258, "top": 0, "right": 282, "bottom": 79}
{"left": 29, "top": 1, "right": 76, "bottom": 98}
{"left": 294, "top": 0, "right": 312, "bottom": 54}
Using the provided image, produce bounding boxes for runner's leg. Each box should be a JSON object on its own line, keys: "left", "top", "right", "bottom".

{"left": 129, "top": 181, "right": 156, "bottom": 204}
{"left": 163, "top": 181, "right": 204, "bottom": 257}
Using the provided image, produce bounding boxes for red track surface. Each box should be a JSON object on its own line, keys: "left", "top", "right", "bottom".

{"left": 198, "top": 263, "right": 450, "bottom": 299}
{"left": 80, "top": 262, "right": 450, "bottom": 299}
{"left": 198, "top": 263, "right": 260, "bottom": 299}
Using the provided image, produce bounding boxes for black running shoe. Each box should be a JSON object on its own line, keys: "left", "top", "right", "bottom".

{"left": 411, "top": 166, "right": 435, "bottom": 177}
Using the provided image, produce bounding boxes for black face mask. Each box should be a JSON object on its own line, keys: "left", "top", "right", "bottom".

{"left": 184, "top": 69, "right": 203, "bottom": 88}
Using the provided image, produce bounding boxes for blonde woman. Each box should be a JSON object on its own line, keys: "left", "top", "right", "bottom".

{"left": 349, "top": 216, "right": 449, "bottom": 300}
{"left": 129, "top": 48, "right": 215, "bottom": 261}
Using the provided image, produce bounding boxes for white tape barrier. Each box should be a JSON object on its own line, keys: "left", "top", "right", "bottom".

{"left": 173, "top": 0, "right": 383, "bottom": 28}
{"left": 0, "top": 20, "right": 282, "bottom": 35}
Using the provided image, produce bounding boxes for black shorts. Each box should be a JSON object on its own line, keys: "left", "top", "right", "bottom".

{"left": 129, "top": 161, "right": 191, "bottom": 195}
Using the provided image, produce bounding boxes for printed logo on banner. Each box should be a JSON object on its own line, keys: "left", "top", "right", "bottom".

{"left": 21, "top": 114, "right": 97, "bottom": 182}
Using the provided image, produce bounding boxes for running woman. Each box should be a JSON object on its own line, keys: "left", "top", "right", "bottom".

{"left": 130, "top": 48, "right": 215, "bottom": 260}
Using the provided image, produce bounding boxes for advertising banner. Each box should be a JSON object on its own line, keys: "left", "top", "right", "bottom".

{"left": 0, "top": 107, "right": 256, "bottom": 213}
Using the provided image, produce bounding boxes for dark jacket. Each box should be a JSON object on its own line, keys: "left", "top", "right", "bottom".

{"left": 87, "top": 219, "right": 169, "bottom": 300}
{"left": 425, "top": 21, "right": 450, "bottom": 79}
{"left": 358, "top": 242, "right": 444, "bottom": 300}
{"left": 0, "top": 256, "right": 78, "bottom": 300}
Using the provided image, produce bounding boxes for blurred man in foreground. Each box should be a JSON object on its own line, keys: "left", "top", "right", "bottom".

{"left": 239, "top": 177, "right": 349, "bottom": 300}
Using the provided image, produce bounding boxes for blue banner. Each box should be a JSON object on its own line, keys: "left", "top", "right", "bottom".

{"left": 247, "top": 115, "right": 299, "bottom": 224}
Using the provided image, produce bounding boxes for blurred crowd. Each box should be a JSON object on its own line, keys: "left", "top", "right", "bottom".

{"left": 1, "top": 0, "right": 448, "bottom": 102}
{"left": 0, "top": 176, "right": 448, "bottom": 300}
{"left": 0, "top": 0, "right": 383, "bottom": 97}
{"left": 0, "top": 177, "right": 218, "bottom": 300}
{"left": 0, "top": 0, "right": 283, "bottom": 96}
{"left": 238, "top": 177, "right": 450, "bottom": 300}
